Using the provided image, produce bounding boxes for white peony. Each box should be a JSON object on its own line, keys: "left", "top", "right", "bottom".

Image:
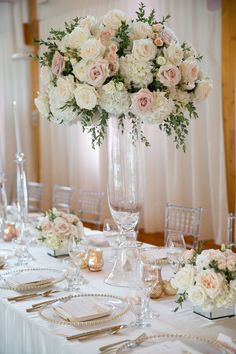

{"left": 74, "top": 83, "right": 97, "bottom": 110}
{"left": 80, "top": 38, "right": 105, "bottom": 61}
{"left": 132, "top": 38, "right": 157, "bottom": 62}
{"left": 120, "top": 55, "right": 153, "bottom": 89}
{"left": 171, "top": 264, "right": 195, "bottom": 292}
{"left": 141, "top": 92, "right": 174, "bottom": 124}
{"left": 194, "top": 79, "right": 212, "bottom": 102}
{"left": 79, "top": 16, "right": 97, "bottom": 34}
{"left": 40, "top": 66, "right": 53, "bottom": 85}
{"left": 34, "top": 94, "right": 50, "bottom": 116}
{"left": 188, "top": 285, "right": 207, "bottom": 307}
{"left": 102, "top": 9, "right": 127, "bottom": 30}
{"left": 164, "top": 44, "right": 184, "bottom": 66}
{"left": 130, "top": 21, "right": 152, "bottom": 40}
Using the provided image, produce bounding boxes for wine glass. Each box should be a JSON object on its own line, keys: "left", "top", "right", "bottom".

{"left": 165, "top": 231, "right": 186, "bottom": 272}
{"left": 139, "top": 251, "right": 159, "bottom": 319}
{"left": 68, "top": 236, "right": 88, "bottom": 289}
{"left": 103, "top": 218, "right": 120, "bottom": 262}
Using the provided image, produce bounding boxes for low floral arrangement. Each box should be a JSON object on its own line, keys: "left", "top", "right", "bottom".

{"left": 34, "top": 3, "right": 211, "bottom": 150}
{"left": 171, "top": 248, "right": 236, "bottom": 312}
{"left": 36, "top": 208, "right": 84, "bottom": 250}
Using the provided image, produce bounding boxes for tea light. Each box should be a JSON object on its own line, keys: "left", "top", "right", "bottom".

{"left": 88, "top": 248, "right": 104, "bottom": 272}
{"left": 3, "top": 222, "right": 18, "bottom": 242}
{"left": 162, "top": 279, "right": 178, "bottom": 296}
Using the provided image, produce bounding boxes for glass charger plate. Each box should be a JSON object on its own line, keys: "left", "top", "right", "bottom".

{"left": 0, "top": 267, "right": 64, "bottom": 291}
{"left": 0, "top": 249, "right": 15, "bottom": 260}
{"left": 39, "top": 293, "right": 129, "bottom": 327}
{"left": 117, "top": 333, "right": 233, "bottom": 354}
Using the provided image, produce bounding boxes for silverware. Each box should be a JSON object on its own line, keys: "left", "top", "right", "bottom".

{"left": 66, "top": 324, "right": 128, "bottom": 341}
{"left": 8, "top": 289, "right": 58, "bottom": 302}
{"left": 99, "top": 333, "right": 147, "bottom": 352}
{"left": 26, "top": 295, "right": 70, "bottom": 313}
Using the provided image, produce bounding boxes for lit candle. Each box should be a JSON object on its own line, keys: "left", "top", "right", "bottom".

{"left": 13, "top": 101, "right": 22, "bottom": 153}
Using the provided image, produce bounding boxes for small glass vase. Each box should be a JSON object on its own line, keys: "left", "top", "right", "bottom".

{"left": 193, "top": 305, "right": 235, "bottom": 320}
{"left": 105, "top": 115, "right": 143, "bottom": 287}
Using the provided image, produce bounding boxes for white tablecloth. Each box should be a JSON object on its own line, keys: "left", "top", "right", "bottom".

{"left": 0, "top": 237, "right": 235, "bottom": 354}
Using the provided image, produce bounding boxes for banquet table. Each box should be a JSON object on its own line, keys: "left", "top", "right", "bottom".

{"left": 0, "top": 231, "right": 235, "bottom": 354}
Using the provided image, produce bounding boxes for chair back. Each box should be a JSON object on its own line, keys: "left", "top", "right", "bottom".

{"left": 227, "top": 213, "right": 236, "bottom": 246}
{"left": 27, "top": 181, "right": 44, "bottom": 212}
{"left": 77, "top": 189, "right": 104, "bottom": 229}
{"left": 164, "top": 202, "right": 203, "bottom": 250}
{"left": 52, "top": 184, "right": 73, "bottom": 213}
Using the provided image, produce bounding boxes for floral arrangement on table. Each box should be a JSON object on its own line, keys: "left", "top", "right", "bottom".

{"left": 36, "top": 208, "right": 84, "bottom": 250}
{"left": 171, "top": 248, "right": 236, "bottom": 312}
{"left": 34, "top": 3, "right": 212, "bottom": 151}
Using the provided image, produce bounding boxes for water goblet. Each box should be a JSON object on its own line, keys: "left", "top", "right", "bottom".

{"left": 165, "top": 231, "right": 186, "bottom": 272}
{"left": 61, "top": 257, "right": 77, "bottom": 291}
{"left": 68, "top": 236, "right": 88, "bottom": 289}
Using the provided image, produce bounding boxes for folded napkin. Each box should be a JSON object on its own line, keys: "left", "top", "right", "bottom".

{"left": 131, "top": 340, "right": 203, "bottom": 354}
{"left": 53, "top": 297, "right": 112, "bottom": 322}
{"left": 5, "top": 272, "right": 54, "bottom": 289}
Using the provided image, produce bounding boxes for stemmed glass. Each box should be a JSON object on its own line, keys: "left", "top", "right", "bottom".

{"left": 103, "top": 218, "right": 119, "bottom": 262}
{"left": 68, "top": 236, "right": 88, "bottom": 289}
{"left": 165, "top": 231, "right": 186, "bottom": 272}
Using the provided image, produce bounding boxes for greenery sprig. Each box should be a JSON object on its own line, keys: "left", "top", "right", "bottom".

{"left": 115, "top": 21, "right": 131, "bottom": 57}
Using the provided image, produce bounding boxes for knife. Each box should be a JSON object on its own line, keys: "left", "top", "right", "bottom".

{"left": 66, "top": 324, "right": 128, "bottom": 341}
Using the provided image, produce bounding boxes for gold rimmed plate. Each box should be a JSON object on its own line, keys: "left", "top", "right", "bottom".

{"left": 1, "top": 267, "right": 65, "bottom": 291}
{"left": 39, "top": 293, "right": 130, "bottom": 328}
{"left": 117, "top": 333, "right": 234, "bottom": 354}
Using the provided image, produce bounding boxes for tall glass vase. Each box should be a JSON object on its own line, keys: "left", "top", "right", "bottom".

{"left": 15, "top": 152, "right": 28, "bottom": 240}
{"left": 0, "top": 174, "right": 8, "bottom": 237}
{"left": 104, "top": 115, "right": 143, "bottom": 287}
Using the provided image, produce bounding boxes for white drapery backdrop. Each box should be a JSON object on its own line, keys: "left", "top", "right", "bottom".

{"left": 38, "top": 0, "right": 227, "bottom": 243}
{"left": 0, "top": 1, "right": 36, "bottom": 201}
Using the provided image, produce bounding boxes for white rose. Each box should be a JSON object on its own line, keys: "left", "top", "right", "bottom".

{"left": 34, "top": 94, "right": 50, "bottom": 116}
{"left": 164, "top": 44, "right": 183, "bottom": 66}
{"left": 40, "top": 66, "right": 53, "bottom": 85}
{"left": 54, "top": 75, "right": 75, "bottom": 102}
{"left": 132, "top": 39, "right": 157, "bottom": 62}
{"left": 80, "top": 38, "right": 105, "bottom": 61}
{"left": 74, "top": 84, "right": 97, "bottom": 110}
{"left": 230, "top": 279, "right": 236, "bottom": 293}
{"left": 79, "top": 16, "right": 97, "bottom": 33}
{"left": 194, "top": 79, "right": 212, "bottom": 102}
{"left": 102, "top": 9, "right": 127, "bottom": 30}
{"left": 180, "top": 58, "right": 200, "bottom": 88}
{"left": 60, "top": 26, "right": 90, "bottom": 50}
{"left": 188, "top": 285, "right": 207, "bottom": 307}
{"left": 171, "top": 264, "right": 195, "bottom": 292}
{"left": 73, "top": 60, "right": 88, "bottom": 82}
{"left": 196, "top": 269, "right": 223, "bottom": 299}
{"left": 131, "top": 21, "right": 152, "bottom": 40}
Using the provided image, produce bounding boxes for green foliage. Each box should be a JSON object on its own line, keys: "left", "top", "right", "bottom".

{"left": 198, "top": 240, "right": 204, "bottom": 254}
{"left": 48, "top": 210, "right": 57, "bottom": 222}
{"left": 64, "top": 17, "right": 80, "bottom": 34}
{"left": 159, "top": 14, "right": 171, "bottom": 25}
{"left": 173, "top": 291, "right": 187, "bottom": 312}
{"left": 115, "top": 21, "right": 131, "bottom": 57}
{"left": 135, "top": 2, "right": 157, "bottom": 25}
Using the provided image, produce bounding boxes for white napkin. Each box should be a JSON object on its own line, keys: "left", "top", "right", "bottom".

{"left": 5, "top": 272, "right": 54, "bottom": 288}
{"left": 53, "top": 297, "right": 112, "bottom": 322}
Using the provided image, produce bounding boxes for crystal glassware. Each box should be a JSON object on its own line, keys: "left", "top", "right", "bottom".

{"left": 0, "top": 173, "right": 7, "bottom": 238}
{"left": 165, "top": 231, "right": 186, "bottom": 272}
{"left": 68, "top": 236, "right": 88, "bottom": 289}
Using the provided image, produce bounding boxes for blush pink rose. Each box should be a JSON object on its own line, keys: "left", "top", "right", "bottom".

{"left": 157, "top": 64, "right": 181, "bottom": 87}
{"left": 99, "top": 28, "right": 114, "bottom": 44}
{"left": 180, "top": 58, "right": 200, "bottom": 88}
{"left": 196, "top": 270, "right": 223, "bottom": 299}
{"left": 131, "top": 89, "right": 153, "bottom": 114}
{"left": 227, "top": 255, "right": 236, "bottom": 271}
{"left": 160, "top": 27, "right": 177, "bottom": 44}
{"left": 154, "top": 37, "right": 163, "bottom": 47}
{"left": 86, "top": 61, "right": 109, "bottom": 87}
{"left": 51, "top": 51, "right": 65, "bottom": 76}
{"left": 109, "top": 42, "right": 118, "bottom": 53}
{"left": 217, "top": 258, "right": 227, "bottom": 270}
{"left": 108, "top": 60, "right": 119, "bottom": 75}
{"left": 54, "top": 217, "right": 71, "bottom": 237}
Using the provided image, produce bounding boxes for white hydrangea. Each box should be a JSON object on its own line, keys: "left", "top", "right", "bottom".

{"left": 140, "top": 91, "right": 174, "bottom": 124}
{"left": 99, "top": 81, "right": 130, "bottom": 115}
{"left": 120, "top": 55, "right": 153, "bottom": 89}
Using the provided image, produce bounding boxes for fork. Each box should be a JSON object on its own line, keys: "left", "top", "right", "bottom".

{"left": 99, "top": 333, "right": 147, "bottom": 353}
{"left": 8, "top": 289, "right": 58, "bottom": 302}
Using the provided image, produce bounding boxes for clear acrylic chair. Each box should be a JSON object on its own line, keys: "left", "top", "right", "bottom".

{"left": 227, "top": 213, "right": 236, "bottom": 246}
{"left": 164, "top": 202, "right": 203, "bottom": 250}
{"left": 52, "top": 184, "right": 73, "bottom": 213}
{"left": 77, "top": 189, "right": 104, "bottom": 229}
{"left": 27, "top": 181, "right": 44, "bottom": 213}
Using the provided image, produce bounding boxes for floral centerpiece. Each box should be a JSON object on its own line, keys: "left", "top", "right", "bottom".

{"left": 171, "top": 248, "right": 236, "bottom": 318}
{"left": 34, "top": 3, "right": 211, "bottom": 151}
{"left": 36, "top": 208, "right": 84, "bottom": 256}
